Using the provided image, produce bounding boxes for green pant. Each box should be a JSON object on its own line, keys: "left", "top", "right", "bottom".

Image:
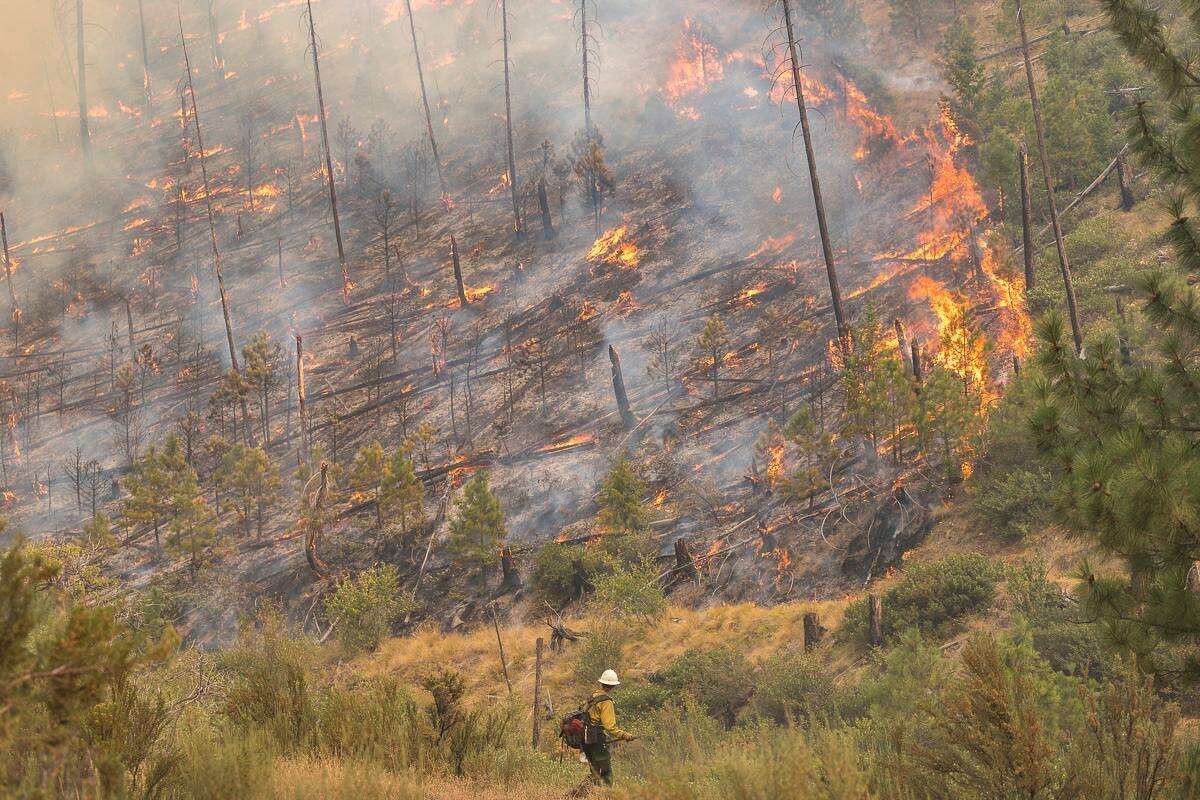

{"left": 583, "top": 741, "right": 612, "bottom": 786}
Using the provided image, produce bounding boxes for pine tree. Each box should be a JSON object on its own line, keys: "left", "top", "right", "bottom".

{"left": 349, "top": 441, "right": 386, "bottom": 528}
{"left": 697, "top": 315, "right": 729, "bottom": 399}
{"left": 598, "top": 456, "right": 648, "bottom": 537}
{"left": 380, "top": 446, "right": 424, "bottom": 540}
{"left": 1027, "top": 0, "right": 1200, "bottom": 677}
{"left": 449, "top": 472, "right": 506, "bottom": 573}
{"left": 166, "top": 470, "right": 217, "bottom": 580}
{"left": 217, "top": 445, "right": 281, "bottom": 537}
{"left": 937, "top": 19, "right": 986, "bottom": 126}
{"left": 123, "top": 443, "right": 172, "bottom": 548}
{"left": 242, "top": 331, "right": 281, "bottom": 444}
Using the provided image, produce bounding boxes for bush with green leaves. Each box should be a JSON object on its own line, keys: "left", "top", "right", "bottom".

{"left": 572, "top": 622, "right": 628, "bottom": 691}
{"left": 322, "top": 565, "right": 411, "bottom": 653}
{"left": 530, "top": 542, "right": 602, "bottom": 609}
{"left": 588, "top": 559, "right": 665, "bottom": 619}
{"left": 656, "top": 647, "right": 756, "bottom": 728}
{"left": 840, "top": 554, "right": 1002, "bottom": 644}
{"left": 970, "top": 464, "right": 1053, "bottom": 541}
{"left": 751, "top": 652, "right": 837, "bottom": 724}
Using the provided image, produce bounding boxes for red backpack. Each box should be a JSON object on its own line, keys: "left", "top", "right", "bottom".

{"left": 559, "top": 694, "right": 608, "bottom": 749}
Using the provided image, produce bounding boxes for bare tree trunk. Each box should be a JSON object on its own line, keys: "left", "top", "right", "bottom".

{"left": 1017, "top": 2, "right": 1083, "bottom": 353}
{"left": 76, "top": 0, "right": 92, "bottom": 160}
{"left": 124, "top": 296, "right": 136, "bottom": 362}
{"left": 532, "top": 637, "right": 543, "bottom": 748}
{"left": 136, "top": 0, "right": 152, "bottom": 107}
{"left": 537, "top": 178, "right": 554, "bottom": 239}
{"left": 1018, "top": 142, "right": 1035, "bottom": 293}
{"left": 491, "top": 605, "right": 513, "bottom": 695}
{"left": 781, "top": 0, "right": 847, "bottom": 343}
{"left": 1117, "top": 152, "right": 1135, "bottom": 211}
{"left": 580, "top": 0, "right": 601, "bottom": 232}
{"left": 0, "top": 214, "right": 20, "bottom": 349}
{"left": 893, "top": 318, "right": 910, "bottom": 372}
{"left": 868, "top": 594, "right": 884, "bottom": 646}
{"left": 608, "top": 345, "right": 634, "bottom": 428}
{"left": 305, "top": 0, "right": 350, "bottom": 301}
{"left": 404, "top": 0, "right": 448, "bottom": 201}
{"left": 206, "top": 0, "right": 224, "bottom": 70}
{"left": 44, "top": 62, "right": 62, "bottom": 145}
{"left": 501, "top": 0, "right": 522, "bottom": 236}
{"left": 803, "top": 612, "right": 824, "bottom": 651}
{"left": 296, "top": 333, "right": 308, "bottom": 464}
{"left": 180, "top": 15, "right": 250, "bottom": 446}
{"left": 450, "top": 234, "right": 468, "bottom": 306}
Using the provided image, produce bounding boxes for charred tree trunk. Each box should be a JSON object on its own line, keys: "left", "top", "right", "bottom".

{"left": 75, "top": 0, "right": 92, "bottom": 160}
{"left": 580, "top": 0, "right": 601, "bottom": 231}
{"left": 304, "top": 463, "right": 329, "bottom": 577}
{"left": 673, "top": 537, "right": 698, "bottom": 584}
{"left": 296, "top": 334, "right": 309, "bottom": 464}
{"left": 781, "top": 0, "right": 847, "bottom": 343}
{"left": 136, "top": 0, "right": 152, "bottom": 107}
{"left": 893, "top": 318, "right": 910, "bottom": 372}
{"left": 532, "top": 637, "right": 543, "bottom": 748}
{"left": 803, "top": 612, "right": 824, "bottom": 651}
{"left": 500, "top": 0, "right": 522, "bottom": 236}
{"left": 44, "top": 62, "right": 62, "bottom": 145}
{"left": 868, "top": 594, "right": 884, "bottom": 646}
{"left": 1017, "top": 2, "right": 1083, "bottom": 353}
{"left": 181, "top": 15, "right": 250, "bottom": 446}
{"left": 450, "top": 235, "right": 468, "bottom": 305}
{"left": 608, "top": 344, "right": 635, "bottom": 428}
{"left": 206, "top": 0, "right": 224, "bottom": 70}
{"left": 910, "top": 339, "right": 923, "bottom": 389}
{"left": 500, "top": 547, "right": 521, "bottom": 591}
{"left": 305, "top": 0, "right": 350, "bottom": 301}
{"left": 1018, "top": 142, "right": 1035, "bottom": 293}
{"left": 0, "top": 214, "right": 20, "bottom": 349}
{"left": 124, "top": 297, "right": 136, "bottom": 362}
{"left": 1117, "top": 152, "right": 1135, "bottom": 211}
{"left": 404, "top": 0, "right": 448, "bottom": 201}
{"left": 537, "top": 178, "right": 554, "bottom": 239}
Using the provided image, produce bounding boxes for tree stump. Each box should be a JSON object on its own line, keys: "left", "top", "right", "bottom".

{"left": 1117, "top": 153, "right": 1135, "bottom": 211}
{"left": 802, "top": 612, "right": 824, "bottom": 651}
{"left": 868, "top": 594, "right": 884, "bottom": 647}
{"left": 673, "top": 537, "right": 698, "bottom": 584}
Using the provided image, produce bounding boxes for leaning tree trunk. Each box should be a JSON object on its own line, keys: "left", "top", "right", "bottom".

{"left": 76, "top": 0, "right": 92, "bottom": 160}
{"left": 450, "top": 234, "right": 469, "bottom": 306}
{"left": 180, "top": 14, "right": 250, "bottom": 446}
{"left": 136, "top": 0, "right": 152, "bottom": 107}
{"left": 306, "top": 0, "right": 350, "bottom": 301}
{"left": 781, "top": 0, "right": 847, "bottom": 344}
{"left": 404, "top": 0, "right": 448, "bottom": 201}
{"left": 608, "top": 345, "right": 635, "bottom": 428}
{"left": 1018, "top": 143, "right": 1035, "bottom": 293}
{"left": 1017, "top": 1, "right": 1083, "bottom": 353}
{"left": 501, "top": 0, "right": 522, "bottom": 236}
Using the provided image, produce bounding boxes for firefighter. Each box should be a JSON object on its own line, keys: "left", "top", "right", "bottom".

{"left": 582, "top": 669, "right": 637, "bottom": 786}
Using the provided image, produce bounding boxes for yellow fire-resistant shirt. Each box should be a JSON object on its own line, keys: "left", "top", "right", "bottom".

{"left": 587, "top": 689, "right": 634, "bottom": 741}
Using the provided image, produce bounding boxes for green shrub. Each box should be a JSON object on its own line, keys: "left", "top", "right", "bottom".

{"left": 840, "top": 554, "right": 1002, "bottom": 644}
{"left": 1007, "top": 558, "right": 1067, "bottom": 625}
{"left": 311, "top": 677, "right": 422, "bottom": 770}
{"left": 323, "top": 565, "right": 410, "bottom": 653}
{"left": 530, "top": 543, "right": 600, "bottom": 609}
{"left": 657, "top": 647, "right": 756, "bottom": 728}
{"left": 1031, "top": 623, "right": 1113, "bottom": 681}
{"left": 970, "top": 464, "right": 1053, "bottom": 541}
{"left": 219, "top": 619, "right": 318, "bottom": 751}
{"left": 589, "top": 559, "right": 665, "bottom": 619}
{"left": 169, "top": 724, "right": 275, "bottom": 800}
{"left": 752, "top": 653, "right": 836, "bottom": 724}
{"left": 572, "top": 622, "right": 628, "bottom": 690}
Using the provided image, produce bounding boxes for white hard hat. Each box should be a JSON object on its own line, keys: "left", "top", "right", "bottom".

{"left": 598, "top": 669, "right": 620, "bottom": 686}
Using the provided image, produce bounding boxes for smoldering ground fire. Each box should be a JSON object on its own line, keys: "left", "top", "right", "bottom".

{"left": 0, "top": 0, "right": 1033, "bottom": 635}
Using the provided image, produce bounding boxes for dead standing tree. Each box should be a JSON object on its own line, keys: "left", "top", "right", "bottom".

{"left": 404, "top": 0, "right": 449, "bottom": 202}
{"left": 780, "top": 0, "right": 848, "bottom": 343}
{"left": 1018, "top": 143, "right": 1035, "bottom": 294}
{"left": 577, "top": 0, "right": 603, "bottom": 231}
{"left": 137, "top": 0, "right": 152, "bottom": 107}
{"left": 180, "top": 14, "right": 251, "bottom": 446}
{"left": 0, "top": 214, "right": 20, "bottom": 348}
{"left": 1017, "top": 1, "right": 1083, "bottom": 353}
{"left": 305, "top": 0, "right": 351, "bottom": 301}
{"left": 75, "top": 0, "right": 92, "bottom": 160}
{"left": 499, "top": 0, "right": 522, "bottom": 236}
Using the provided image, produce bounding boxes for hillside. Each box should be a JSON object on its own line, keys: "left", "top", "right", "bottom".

{"left": 4, "top": 0, "right": 1200, "bottom": 796}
